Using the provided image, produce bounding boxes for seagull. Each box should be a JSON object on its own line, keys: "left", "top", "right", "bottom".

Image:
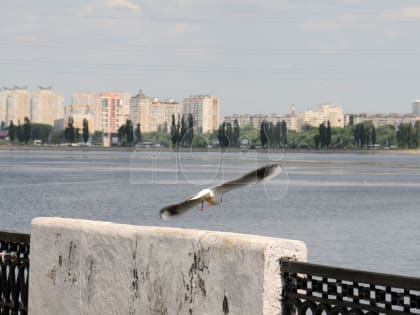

{"left": 160, "top": 163, "right": 281, "bottom": 219}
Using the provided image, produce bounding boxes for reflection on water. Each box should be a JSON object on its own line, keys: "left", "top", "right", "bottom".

{"left": 1, "top": 149, "right": 420, "bottom": 276}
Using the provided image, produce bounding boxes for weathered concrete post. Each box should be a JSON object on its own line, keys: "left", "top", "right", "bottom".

{"left": 29, "top": 217, "right": 306, "bottom": 315}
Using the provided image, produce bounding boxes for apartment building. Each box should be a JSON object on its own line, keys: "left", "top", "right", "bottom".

{"left": 413, "top": 100, "right": 420, "bottom": 115}
{"left": 142, "top": 99, "right": 182, "bottom": 133}
{"left": 69, "top": 92, "right": 130, "bottom": 133}
{"left": 0, "top": 87, "right": 64, "bottom": 128}
{"left": 129, "top": 91, "right": 183, "bottom": 133}
{"left": 297, "top": 104, "right": 344, "bottom": 130}
{"left": 31, "top": 87, "right": 64, "bottom": 128}
{"left": 224, "top": 105, "right": 298, "bottom": 131}
{"left": 183, "top": 95, "right": 220, "bottom": 133}
{"left": 0, "top": 87, "right": 31, "bottom": 124}
{"left": 345, "top": 113, "right": 420, "bottom": 128}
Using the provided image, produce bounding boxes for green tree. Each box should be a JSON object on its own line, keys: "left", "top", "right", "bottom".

{"left": 50, "top": 130, "right": 65, "bottom": 144}
{"left": 376, "top": 125, "right": 396, "bottom": 148}
{"left": 31, "top": 123, "right": 53, "bottom": 143}
{"left": 226, "top": 122, "right": 233, "bottom": 147}
{"left": 187, "top": 114, "right": 194, "bottom": 146}
{"left": 273, "top": 122, "right": 281, "bottom": 148}
{"left": 118, "top": 124, "right": 125, "bottom": 144}
{"left": 22, "top": 117, "right": 31, "bottom": 143}
{"left": 232, "top": 119, "right": 240, "bottom": 147}
{"left": 318, "top": 122, "right": 326, "bottom": 148}
{"left": 170, "top": 114, "right": 179, "bottom": 148}
{"left": 135, "top": 123, "right": 142, "bottom": 144}
{"left": 65, "top": 116, "right": 75, "bottom": 143}
{"left": 180, "top": 115, "right": 187, "bottom": 146}
{"left": 16, "top": 121, "right": 24, "bottom": 143}
{"left": 75, "top": 128, "right": 81, "bottom": 142}
{"left": 281, "top": 120, "right": 287, "bottom": 146}
{"left": 415, "top": 121, "right": 420, "bottom": 148}
{"left": 371, "top": 125, "right": 376, "bottom": 145}
{"left": 260, "top": 121, "right": 268, "bottom": 148}
{"left": 326, "top": 121, "right": 331, "bottom": 148}
{"left": 82, "top": 118, "right": 89, "bottom": 143}
{"left": 218, "top": 122, "right": 229, "bottom": 148}
{"left": 314, "top": 134, "right": 320, "bottom": 149}
{"left": 125, "top": 119, "right": 134, "bottom": 144}
{"left": 8, "top": 121, "right": 16, "bottom": 143}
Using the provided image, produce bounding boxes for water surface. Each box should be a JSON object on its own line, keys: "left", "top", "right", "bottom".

{"left": 1, "top": 149, "right": 419, "bottom": 277}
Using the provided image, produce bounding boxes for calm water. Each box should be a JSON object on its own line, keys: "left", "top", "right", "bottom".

{"left": 1, "top": 148, "right": 420, "bottom": 277}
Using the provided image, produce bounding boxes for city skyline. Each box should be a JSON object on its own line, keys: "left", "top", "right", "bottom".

{"left": 1, "top": 1, "right": 420, "bottom": 116}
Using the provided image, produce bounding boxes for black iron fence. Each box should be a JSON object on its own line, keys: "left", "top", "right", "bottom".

{"left": 281, "top": 258, "right": 420, "bottom": 315}
{"left": 0, "top": 231, "right": 30, "bottom": 315}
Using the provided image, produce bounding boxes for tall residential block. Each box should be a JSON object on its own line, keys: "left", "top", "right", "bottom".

{"left": 100, "top": 94, "right": 123, "bottom": 134}
{"left": 69, "top": 92, "right": 130, "bottom": 133}
{"left": 130, "top": 91, "right": 183, "bottom": 133}
{"left": 413, "top": 100, "right": 420, "bottom": 115}
{"left": 0, "top": 87, "right": 31, "bottom": 125}
{"left": 183, "top": 95, "right": 220, "bottom": 133}
{"left": 0, "top": 87, "right": 63, "bottom": 128}
{"left": 142, "top": 99, "right": 182, "bottom": 133}
{"left": 31, "top": 87, "right": 64, "bottom": 129}
{"left": 130, "top": 90, "right": 151, "bottom": 129}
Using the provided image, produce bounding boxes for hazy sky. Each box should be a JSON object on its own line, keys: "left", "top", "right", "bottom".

{"left": 1, "top": 0, "right": 420, "bottom": 116}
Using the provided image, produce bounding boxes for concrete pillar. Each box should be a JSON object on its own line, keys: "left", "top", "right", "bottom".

{"left": 29, "top": 217, "right": 306, "bottom": 315}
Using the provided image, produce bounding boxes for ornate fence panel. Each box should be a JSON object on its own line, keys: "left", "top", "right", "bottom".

{"left": 0, "top": 231, "right": 30, "bottom": 315}
{"left": 281, "top": 259, "right": 420, "bottom": 315}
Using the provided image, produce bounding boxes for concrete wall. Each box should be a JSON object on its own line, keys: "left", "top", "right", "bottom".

{"left": 29, "top": 217, "right": 307, "bottom": 315}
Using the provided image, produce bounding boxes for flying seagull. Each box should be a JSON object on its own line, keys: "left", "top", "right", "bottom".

{"left": 160, "top": 163, "right": 281, "bottom": 219}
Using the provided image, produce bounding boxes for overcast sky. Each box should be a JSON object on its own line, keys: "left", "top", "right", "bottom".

{"left": 1, "top": 0, "right": 420, "bottom": 116}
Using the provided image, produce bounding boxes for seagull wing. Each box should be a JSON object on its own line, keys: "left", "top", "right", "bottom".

{"left": 160, "top": 189, "right": 212, "bottom": 219}
{"left": 211, "top": 163, "right": 281, "bottom": 194}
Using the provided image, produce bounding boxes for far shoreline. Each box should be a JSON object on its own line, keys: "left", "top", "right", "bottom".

{"left": 0, "top": 144, "right": 419, "bottom": 155}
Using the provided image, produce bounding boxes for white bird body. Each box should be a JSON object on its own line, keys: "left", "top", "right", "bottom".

{"left": 191, "top": 188, "right": 221, "bottom": 205}
{"left": 160, "top": 163, "right": 281, "bottom": 219}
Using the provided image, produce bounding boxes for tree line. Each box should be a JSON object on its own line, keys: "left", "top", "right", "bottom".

{"left": 64, "top": 116, "right": 90, "bottom": 143}
{"left": 7, "top": 117, "right": 54, "bottom": 144}
{"left": 351, "top": 121, "right": 377, "bottom": 148}
{"left": 4, "top": 115, "right": 420, "bottom": 150}
{"left": 170, "top": 113, "right": 194, "bottom": 147}
{"left": 217, "top": 120, "right": 240, "bottom": 148}
{"left": 259, "top": 120, "right": 288, "bottom": 148}
{"left": 396, "top": 121, "right": 420, "bottom": 149}
{"left": 7, "top": 118, "right": 32, "bottom": 143}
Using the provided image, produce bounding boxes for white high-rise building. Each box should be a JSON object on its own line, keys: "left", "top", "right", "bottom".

{"left": 130, "top": 91, "right": 183, "bottom": 133}
{"left": 31, "top": 87, "right": 64, "bottom": 129}
{"left": 0, "top": 87, "right": 31, "bottom": 125}
{"left": 130, "top": 90, "right": 152, "bottom": 129}
{"left": 412, "top": 100, "right": 420, "bottom": 115}
{"left": 182, "top": 95, "right": 220, "bottom": 133}
{"left": 142, "top": 99, "right": 182, "bottom": 133}
{"left": 0, "top": 90, "right": 8, "bottom": 125}
{"left": 0, "top": 87, "right": 64, "bottom": 128}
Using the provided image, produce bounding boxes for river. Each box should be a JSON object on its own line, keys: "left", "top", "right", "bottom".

{"left": 1, "top": 148, "right": 419, "bottom": 276}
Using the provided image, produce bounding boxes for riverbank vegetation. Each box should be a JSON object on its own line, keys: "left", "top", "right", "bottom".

{"left": 1, "top": 117, "right": 420, "bottom": 150}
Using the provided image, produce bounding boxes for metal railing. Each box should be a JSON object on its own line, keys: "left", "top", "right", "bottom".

{"left": 281, "top": 258, "right": 420, "bottom": 315}
{"left": 0, "top": 231, "right": 30, "bottom": 315}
